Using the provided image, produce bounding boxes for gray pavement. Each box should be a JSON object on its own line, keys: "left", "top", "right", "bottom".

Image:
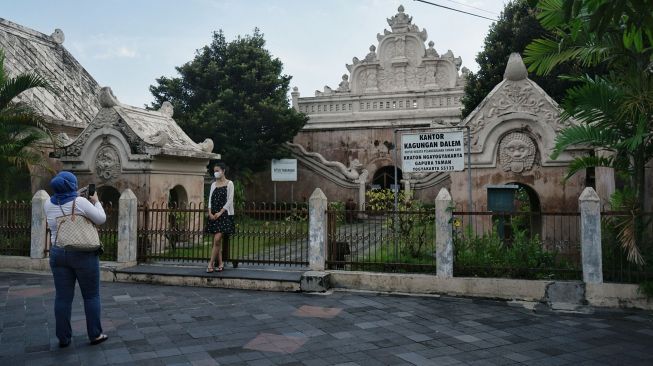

{"left": 2, "top": 271, "right": 653, "bottom": 366}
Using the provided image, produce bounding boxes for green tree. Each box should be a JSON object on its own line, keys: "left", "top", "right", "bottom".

{"left": 461, "top": 0, "right": 580, "bottom": 117}
{"left": 149, "top": 30, "right": 308, "bottom": 179}
{"left": 0, "top": 50, "right": 54, "bottom": 200}
{"left": 524, "top": 0, "right": 653, "bottom": 264}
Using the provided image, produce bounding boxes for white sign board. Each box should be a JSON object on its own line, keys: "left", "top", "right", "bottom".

{"left": 271, "top": 159, "right": 297, "bottom": 181}
{"left": 401, "top": 131, "right": 465, "bottom": 173}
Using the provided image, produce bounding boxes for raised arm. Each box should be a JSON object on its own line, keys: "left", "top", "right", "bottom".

{"left": 76, "top": 197, "right": 106, "bottom": 225}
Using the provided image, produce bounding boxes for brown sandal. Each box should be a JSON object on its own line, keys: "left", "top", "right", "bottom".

{"left": 206, "top": 266, "right": 214, "bottom": 273}
{"left": 217, "top": 266, "right": 224, "bottom": 272}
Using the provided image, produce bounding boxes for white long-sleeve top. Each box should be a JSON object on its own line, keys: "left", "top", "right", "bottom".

{"left": 45, "top": 197, "right": 106, "bottom": 245}
{"left": 208, "top": 180, "right": 235, "bottom": 215}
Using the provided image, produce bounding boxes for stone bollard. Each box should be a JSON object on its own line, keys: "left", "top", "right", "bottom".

{"left": 30, "top": 190, "right": 50, "bottom": 259}
{"left": 435, "top": 188, "right": 453, "bottom": 278}
{"left": 308, "top": 188, "right": 328, "bottom": 271}
{"left": 579, "top": 187, "right": 602, "bottom": 284}
{"left": 117, "top": 189, "right": 138, "bottom": 264}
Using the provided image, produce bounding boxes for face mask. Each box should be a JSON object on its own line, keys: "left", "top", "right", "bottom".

{"left": 214, "top": 172, "right": 222, "bottom": 179}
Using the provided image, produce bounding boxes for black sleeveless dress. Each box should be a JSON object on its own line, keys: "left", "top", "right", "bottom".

{"left": 206, "top": 185, "right": 235, "bottom": 234}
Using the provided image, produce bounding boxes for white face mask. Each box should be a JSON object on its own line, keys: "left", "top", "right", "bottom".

{"left": 214, "top": 171, "right": 222, "bottom": 179}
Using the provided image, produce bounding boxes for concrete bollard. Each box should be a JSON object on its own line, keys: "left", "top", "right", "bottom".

{"left": 117, "top": 189, "right": 138, "bottom": 264}
{"left": 30, "top": 190, "right": 50, "bottom": 259}
{"left": 308, "top": 188, "right": 328, "bottom": 271}
{"left": 579, "top": 187, "right": 603, "bottom": 284}
{"left": 435, "top": 188, "right": 453, "bottom": 278}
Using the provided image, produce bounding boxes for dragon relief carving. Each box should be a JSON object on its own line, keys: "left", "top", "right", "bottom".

{"left": 468, "top": 79, "right": 569, "bottom": 147}
{"left": 286, "top": 142, "right": 367, "bottom": 181}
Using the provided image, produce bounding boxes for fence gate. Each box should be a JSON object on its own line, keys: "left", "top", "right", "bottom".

{"left": 137, "top": 202, "right": 309, "bottom": 267}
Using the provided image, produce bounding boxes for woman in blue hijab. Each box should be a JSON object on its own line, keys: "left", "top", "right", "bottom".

{"left": 44, "top": 171, "right": 109, "bottom": 347}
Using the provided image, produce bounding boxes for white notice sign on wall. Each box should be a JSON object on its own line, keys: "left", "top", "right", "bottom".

{"left": 271, "top": 159, "right": 298, "bottom": 181}
{"left": 401, "top": 131, "right": 465, "bottom": 173}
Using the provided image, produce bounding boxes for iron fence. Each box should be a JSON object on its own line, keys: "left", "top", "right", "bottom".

{"left": 98, "top": 202, "right": 118, "bottom": 261}
{"left": 451, "top": 211, "right": 582, "bottom": 280}
{"left": 602, "top": 211, "right": 653, "bottom": 283}
{"left": 0, "top": 201, "right": 31, "bottom": 256}
{"left": 326, "top": 209, "right": 436, "bottom": 273}
{"left": 137, "top": 202, "right": 309, "bottom": 267}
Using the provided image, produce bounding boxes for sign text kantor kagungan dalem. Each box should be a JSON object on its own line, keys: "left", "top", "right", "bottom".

{"left": 401, "top": 131, "right": 465, "bottom": 172}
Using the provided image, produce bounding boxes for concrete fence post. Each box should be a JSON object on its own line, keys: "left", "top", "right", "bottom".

{"left": 308, "top": 188, "right": 328, "bottom": 271}
{"left": 30, "top": 190, "right": 50, "bottom": 259}
{"left": 117, "top": 189, "right": 138, "bottom": 264}
{"left": 435, "top": 188, "right": 453, "bottom": 278}
{"left": 579, "top": 187, "right": 603, "bottom": 284}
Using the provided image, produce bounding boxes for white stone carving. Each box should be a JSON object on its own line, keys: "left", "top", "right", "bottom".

{"left": 95, "top": 144, "right": 121, "bottom": 181}
{"left": 287, "top": 142, "right": 366, "bottom": 181}
{"left": 499, "top": 132, "right": 537, "bottom": 173}
{"left": 50, "top": 29, "right": 64, "bottom": 45}
{"left": 99, "top": 86, "right": 120, "bottom": 108}
{"left": 198, "top": 138, "right": 214, "bottom": 153}
{"left": 425, "top": 41, "right": 438, "bottom": 58}
{"left": 158, "top": 101, "right": 174, "bottom": 117}
{"left": 337, "top": 74, "right": 350, "bottom": 92}
{"left": 148, "top": 131, "right": 169, "bottom": 147}
{"left": 364, "top": 45, "right": 377, "bottom": 62}
{"left": 56, "top": 132, "right": 73, "bottom": 147}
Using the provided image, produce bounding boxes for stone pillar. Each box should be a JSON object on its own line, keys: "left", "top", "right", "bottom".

{"left": 579, "top": 187, "right": 603, "bottom": 284}
{"left": 435, "top": 188, "right": 453, "bottom": 278}
{"left": 308, "top": 188, "right": 328, "bottom": 271}
{"left": 117, "top": 189, "right": 138, "bottom": 264}
{"left": 595, "top": 148, "right": 615, "bottom": 207}
{"left": 291, "top": 87, "right": 300, "bottom": 110}
{"left": 30, "top": 190, "right": 50, "bottom": 259}
{"left": 357, "top": 170, "right": 369, "bottom": 211}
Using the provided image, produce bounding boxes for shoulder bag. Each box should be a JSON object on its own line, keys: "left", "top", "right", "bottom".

{"left": 55, "top": 199, "right": 102, "bottom": 252}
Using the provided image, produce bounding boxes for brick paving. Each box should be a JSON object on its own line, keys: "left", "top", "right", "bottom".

{"left": 1, "top": 271, "right": 653, "bottom": 366}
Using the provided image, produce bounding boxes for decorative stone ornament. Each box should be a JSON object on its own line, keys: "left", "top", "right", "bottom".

{"left": 50, "top": 29, "right": 65, "bottom": 45}
{"left": 499, "top": 132, "right": 536, "bottom": 173}
{"left": 95, "top": 144, "right": 121, "bottom": 181}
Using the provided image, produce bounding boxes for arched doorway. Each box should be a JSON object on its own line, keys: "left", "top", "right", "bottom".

{"left": 97, "top": 186, "right": 120, "bottom": 208}
{"left": 372, "top": 166, "right": 402, "bottom": 190}
{"left": 168, "top": 185, "right": 188, "bottom": 208}
{"left": 490, "top": 182, "right": 541, "bottom": 243}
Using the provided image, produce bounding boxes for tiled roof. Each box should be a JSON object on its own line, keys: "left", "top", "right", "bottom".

{"left": 0, "top": 18, "right": 100, "bottom": 127}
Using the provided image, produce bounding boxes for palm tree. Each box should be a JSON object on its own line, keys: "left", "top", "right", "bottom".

{"left": 524, "top": 0, "right": 653, "bottom": 264}
{"left": 0, "top": 49, "right": 56, "bottom": 199}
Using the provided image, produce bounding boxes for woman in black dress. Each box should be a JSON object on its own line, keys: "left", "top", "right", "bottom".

{"left": 206, "top": 162, "right": 235, "bottom": 272}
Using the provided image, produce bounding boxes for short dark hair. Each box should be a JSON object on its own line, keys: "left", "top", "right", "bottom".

{"left": 214, "top": 161, "right": 227, "bottom": 173}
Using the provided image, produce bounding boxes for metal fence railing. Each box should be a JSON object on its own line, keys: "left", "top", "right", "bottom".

{"left": 326, "top": 209, "right": 436, "bottom": 273}
{"left": 602, "top": 211, "right": 653, "bottom": 283}
{"left": 0, "top": 201, "right": 31, "bottom": 256}
{"left": 451, "top": 211, "right": 582, "bottom": 280}
{"left": 137, "top": 202, "right": 309, "bottom": 267}
{"left": 98, "top": 202, "right": 118, "bottom": 261}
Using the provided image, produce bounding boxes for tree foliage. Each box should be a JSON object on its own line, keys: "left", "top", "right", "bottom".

{"left": 525, "top": 0, "right": 653, "bottom": 264}
{"left": 0, "top": 50, "right": 54, "bottom": 199}
{"left": 461, "top": 0, "right": 580, "bottom": 117}
{"left": 149, "top": 30, "right": 308, "bottom": 178}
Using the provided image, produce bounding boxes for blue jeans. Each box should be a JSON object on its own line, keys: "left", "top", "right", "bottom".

{"left": 49, "top": 246, "right": 103, "bottom": 343}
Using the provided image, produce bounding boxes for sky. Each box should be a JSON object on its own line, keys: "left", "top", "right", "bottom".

{"left": 3, "top": 0, "right": 508, "bottom": 107}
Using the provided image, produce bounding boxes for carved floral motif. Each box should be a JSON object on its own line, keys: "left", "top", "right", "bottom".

{"left": 468, "top": 79, "right": 571, "bottom": 146}
{"left": 95, "top": 145, "right": 121, "bottom": 181}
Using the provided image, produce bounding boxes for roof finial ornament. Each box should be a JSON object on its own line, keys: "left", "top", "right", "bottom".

{"left": 504, "top": 53, "right": 528, "bottom": 81}
{"left": 158, "top": 101, "right": 174, "bottom": 117}
{"left": 98, "top": 87, "right": 120, "bottom": 108}
{"left": 387, "top": 4, "right": 413, "bottom": 32}
{"left": 51, "top": 29, "right": 65, "bottom": 45}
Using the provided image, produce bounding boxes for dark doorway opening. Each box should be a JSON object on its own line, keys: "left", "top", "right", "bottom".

{"left": 372, "top": 166, "right": 402, "bottom": 190}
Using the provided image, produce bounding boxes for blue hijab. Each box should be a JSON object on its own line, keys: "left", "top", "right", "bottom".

{"left": 49, "top": 171, "right": 79, "bottom": 205}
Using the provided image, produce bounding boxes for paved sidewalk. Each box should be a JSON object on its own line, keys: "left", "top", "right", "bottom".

{"left": 1, "top": 271, "right": 652, "bottom": 366}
